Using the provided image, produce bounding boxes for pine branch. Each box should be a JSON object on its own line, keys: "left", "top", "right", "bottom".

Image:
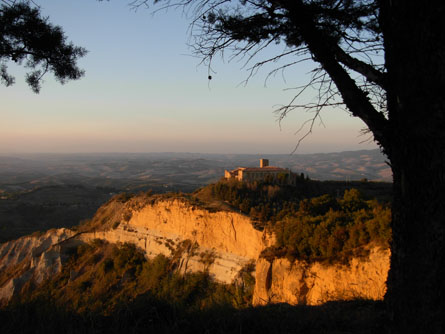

{"left": 286, "top": 1, "right": 389, "bottom": 147}
{"left": 334, "top": 46, "right": 387, "bottom": 89}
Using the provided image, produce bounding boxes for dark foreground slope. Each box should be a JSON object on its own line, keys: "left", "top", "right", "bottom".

{"left": 0, "top": 298, "right": 388, "bottom": 334}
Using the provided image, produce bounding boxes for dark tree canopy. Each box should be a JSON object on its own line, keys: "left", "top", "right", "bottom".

{"left": 0, "top": 1, "right": 86, "bottom": 92}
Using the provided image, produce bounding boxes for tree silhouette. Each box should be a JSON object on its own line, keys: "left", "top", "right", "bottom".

{"left": 0, "top": 1, "right": 86, "bottom": 92}
{"left": 132, "top": 1, "right": 444, "bottom": 332}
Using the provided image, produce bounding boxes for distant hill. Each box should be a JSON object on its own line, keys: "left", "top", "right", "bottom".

{"left": 0, "top": 149, "right": 390, "bottom": 194}
{"left": 0, "top": 149, "right": 391, "bottom": 242}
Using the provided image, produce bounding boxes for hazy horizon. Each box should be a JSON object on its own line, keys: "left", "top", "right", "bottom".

{"left": 1, "top": 0, "right": 378, "bottom": 156}
{"left": 0, "top": 147, "right": 382, "bottom": 157}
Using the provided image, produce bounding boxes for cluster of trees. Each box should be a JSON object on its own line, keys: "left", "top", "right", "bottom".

{"left": 208, "top": 178, "right": 311, "bottom": 225}
{"left": 209, "top": 179, "right": 390, "bottom": 263}
{"left": 272, "top": 189, "right": 391, "bottom": 263}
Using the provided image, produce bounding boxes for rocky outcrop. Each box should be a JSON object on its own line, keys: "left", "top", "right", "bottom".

{"left": 253, "top": 247, "right": 390, "bottom": 306}
{"left": 0, "top": 197, "right": 272, "bottom": 301}
{"left": 0, "top": 195, "right": 390, "bottom": 306}
{"left": 0, "top": 228, "right": 81, "bottom": 302}
{"left": 127, "top": 199, "right": 267, "bottom": 259}
{"left": 80, "top": 199, "right": 273, "bottom": 283}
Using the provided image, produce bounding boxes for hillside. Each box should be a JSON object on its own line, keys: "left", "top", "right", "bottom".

{"left": 0, "top": 185, "right": 112, "bottom": 243}
{"left": 0, "top": 180, "right": 392, "bottom": 333}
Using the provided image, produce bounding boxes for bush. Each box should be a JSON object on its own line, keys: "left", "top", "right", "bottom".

{"left": 112, "top": 243, "right": 145, "bottom": 274}
{"left": 99, "top": 258, "right": 114, "bottom": 276}
{"left": 115, "top": 192, "right": 134, "bottom": 203}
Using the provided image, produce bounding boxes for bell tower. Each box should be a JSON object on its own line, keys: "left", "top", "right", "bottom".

{"left": 260, "top": 159, "right": 269, "bottom": 168}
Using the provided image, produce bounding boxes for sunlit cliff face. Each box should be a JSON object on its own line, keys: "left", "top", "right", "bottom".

{"left": 253, "top": 247, "right": 390, "bottom": 306}
{"left": 0, "top": 193, "right": 390, "bottom": 306}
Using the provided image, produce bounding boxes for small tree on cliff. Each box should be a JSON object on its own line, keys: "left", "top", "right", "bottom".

{"left": 132, "top": 1, "right": 444, "bottom": 332}
{"left": 0, "top": 1, "right": 86, "bottom": 92}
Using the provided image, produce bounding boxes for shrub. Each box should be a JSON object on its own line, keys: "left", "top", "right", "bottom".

{"left": 99, "top": 258, "right": 114, "bottom": 276}
{"left": 115, "top": 192, "right": 134, "bottom": 203}
{"left": 112, "top": 243, "right": 145, "bottom": 274}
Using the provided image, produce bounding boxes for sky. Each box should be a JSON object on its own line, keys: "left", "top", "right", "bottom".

{"left": 0, "top": 0, "right": 378, "bottom": 155}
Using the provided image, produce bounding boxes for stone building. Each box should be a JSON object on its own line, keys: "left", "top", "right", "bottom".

{"left": 224, "top": 159, "right": 296, "bottom": 185}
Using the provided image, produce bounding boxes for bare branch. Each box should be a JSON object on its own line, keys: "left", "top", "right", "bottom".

{"left": 131, "top": 1, "right": 389, "bottom": 149}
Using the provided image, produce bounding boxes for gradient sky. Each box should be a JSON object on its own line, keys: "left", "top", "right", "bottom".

{"left": 0, "top": 0, "right": 378, "bottom": 154}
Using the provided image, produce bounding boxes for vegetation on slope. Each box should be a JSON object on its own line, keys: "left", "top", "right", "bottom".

{"left": 266, "top": 189, "right": 391, "bottom": 263}
{"left": 1, "top": 238, "right": 388, "bottom": 333}
{"left": 197, "top": 179, "right": 391, "bottom": 263}
{"left": 15, "top": 240, "right": 254, "bottom": 315}
{"left": 0, "top": 231, "right": 391, "bottom": 334}
{"left": 83, "top": 178, "right": 391, "bottom": 265}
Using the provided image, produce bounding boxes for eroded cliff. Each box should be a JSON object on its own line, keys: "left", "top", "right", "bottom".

{"left": 80, "top": 197, "right": 273, "bottom": 283}
{"left": 0, "top": 228, "right": 81, "bottom": 302}
{"left": 0, "top": 195, "right": 272, "bottom": 301}
{"left": 253, "top": 247, "right": 390, "bottom": 306}
{"left": 0, "top": 194, "right": 390, "bottom": 306}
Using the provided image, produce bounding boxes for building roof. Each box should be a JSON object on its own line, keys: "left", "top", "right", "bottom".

{"left": 239, "top": 166, "right": 289, "bottom": 172}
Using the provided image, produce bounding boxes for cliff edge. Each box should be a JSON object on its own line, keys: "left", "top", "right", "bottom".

{"left": 0, "top": 193, "right": 390, "bottom": 306}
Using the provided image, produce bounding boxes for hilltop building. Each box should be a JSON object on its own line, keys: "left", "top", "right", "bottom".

{"left": 225, "top": 159, "right": 297, "bottom": 185}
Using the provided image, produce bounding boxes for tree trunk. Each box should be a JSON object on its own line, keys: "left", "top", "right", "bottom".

{"left": 388, "top": 143, "right": 445, "bottom": 333}
{"left": 381, "top": 1, "right": 445, "bottom": 332}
